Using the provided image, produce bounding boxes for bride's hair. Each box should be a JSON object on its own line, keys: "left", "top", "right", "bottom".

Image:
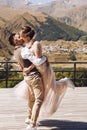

{"left": 21, "top": 25, "right": 35, "bottom": 40}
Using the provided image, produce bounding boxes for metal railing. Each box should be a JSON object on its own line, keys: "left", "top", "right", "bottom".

{"left": 0, "top": 61, "right": 87, "bottom": 88}
{"left": 0, "top": 61, "right": 22, "bottom": 88}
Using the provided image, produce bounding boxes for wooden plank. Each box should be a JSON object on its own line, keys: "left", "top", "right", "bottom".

{"left": 0, "top": 87, "right": 87, "bottom": 130}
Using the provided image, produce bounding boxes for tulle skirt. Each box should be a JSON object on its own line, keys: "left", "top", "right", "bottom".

{"left": 14, "top": 62, "right": 75, "bottom": 118}
{"left": 14, "top": 80, "right": 30, "bottom": 100}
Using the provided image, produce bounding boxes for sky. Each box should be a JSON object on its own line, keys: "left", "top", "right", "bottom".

{"left": 31, "top": 0, "right": 54, "bottom": 4}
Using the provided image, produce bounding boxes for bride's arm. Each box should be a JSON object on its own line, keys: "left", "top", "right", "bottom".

{"left": 21, "top": 42, "right": 46, "bottom": 66}
{"left": 33, "top": 41, "right": 42, "bottom": 58}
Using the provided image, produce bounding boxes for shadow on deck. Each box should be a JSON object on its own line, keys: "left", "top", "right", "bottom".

{"left": 39, "top": 119, "right": 87, "bottom": 130}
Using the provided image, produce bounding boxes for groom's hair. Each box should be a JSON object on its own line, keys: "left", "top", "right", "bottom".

{"left": 8, "top": 33, "right": 16, "bottom": 46}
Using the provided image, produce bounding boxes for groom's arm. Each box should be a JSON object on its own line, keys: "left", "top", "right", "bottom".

{"left": 23, "top": 64, "right": 35, "bottom": 74}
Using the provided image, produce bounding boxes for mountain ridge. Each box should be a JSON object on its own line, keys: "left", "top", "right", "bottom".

{"left": 0, "top": 6, "right": 86, "bottom": 58}
{"left": 36, "top": 0, "right": 87, "bottom": 32}
{"left": 0, "top": 0, "right": 87, "bottom": 32}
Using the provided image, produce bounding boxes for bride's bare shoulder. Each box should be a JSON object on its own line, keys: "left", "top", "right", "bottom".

{"left": 33, "top": 41, "right": 41, "bottom": 46}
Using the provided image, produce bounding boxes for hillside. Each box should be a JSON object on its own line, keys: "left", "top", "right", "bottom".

{"left": 1, "top": 14, "right": 86, "bottom": 39}
{"left": 56, "top": 5, "right": 87, "bottom": 32}
{"left": 0, "top": 6, "right": 86, "bottom": 59}
{"left": 0, "top": 0, "right": 87, "bottom": 32}
{"left": 41, "top": 40, "right": 87, "bottom": 62}
{"left": 36, "top": 0, "right": 87, "bottom": 32}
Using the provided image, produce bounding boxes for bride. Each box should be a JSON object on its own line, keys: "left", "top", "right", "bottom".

{"left": 15, "top": 25, "right": 75, "bottom": 118}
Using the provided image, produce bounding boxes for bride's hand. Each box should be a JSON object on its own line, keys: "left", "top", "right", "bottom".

{"left": 32, "top": 34, "right": 37, "bottom": 41}
{"left": 18, "top": 65, "right": 23, "bottom": 71}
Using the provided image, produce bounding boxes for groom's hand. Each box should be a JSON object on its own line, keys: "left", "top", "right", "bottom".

{"left": 23, "top": 67, "right": 30, "bottom": 74}
{"left": 23, "top": 64, "right": 35, "bottom": 75}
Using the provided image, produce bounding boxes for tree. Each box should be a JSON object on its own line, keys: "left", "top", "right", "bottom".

{"left": 69, "top": 51, "right": 77, "bottom": 61}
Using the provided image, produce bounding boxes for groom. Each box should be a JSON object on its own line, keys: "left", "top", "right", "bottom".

{"left": 8, "top": 33, "right": 44, "bottom": 130}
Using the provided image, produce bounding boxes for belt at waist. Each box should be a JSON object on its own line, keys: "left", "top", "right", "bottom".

{"left": 23, "top": 71, "right": 41, "bottom": 77}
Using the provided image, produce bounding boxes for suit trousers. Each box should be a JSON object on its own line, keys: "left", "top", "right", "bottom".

{"left": 24, "top": 72, "right": 44, "bottom": 126}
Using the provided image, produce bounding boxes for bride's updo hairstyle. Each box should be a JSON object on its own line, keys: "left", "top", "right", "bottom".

{"left": 21, "top": 25, "right": 35, "bottom": 40}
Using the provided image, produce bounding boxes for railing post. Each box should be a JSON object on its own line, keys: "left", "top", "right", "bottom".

{"left": 6, "top": 62, "right": 8, "bottom": 88}
{"left": 73, "top": 62, "right": 76, "bottom": 85}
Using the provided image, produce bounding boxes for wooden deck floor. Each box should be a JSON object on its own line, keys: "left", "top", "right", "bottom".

{"left": 0, "top": 87, "right": 87, "bottom": 130}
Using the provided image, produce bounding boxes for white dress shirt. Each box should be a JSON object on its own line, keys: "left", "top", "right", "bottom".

{"left": 21, "top": 41, "right": 46, "bottom": 66}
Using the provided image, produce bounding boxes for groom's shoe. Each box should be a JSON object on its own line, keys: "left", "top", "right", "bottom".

{"left": 26, "top": 125, "right": 37, "bottom": 130}
{"left": 25, "top": 117, "right": 40, "bottom": 126}
{"left": 25, "top": 117, "right": 30, "bottom": 124}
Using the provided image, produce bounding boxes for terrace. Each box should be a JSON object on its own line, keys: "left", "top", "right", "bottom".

{"left": 0, "top": 61, "right": 87, "bottom": 129}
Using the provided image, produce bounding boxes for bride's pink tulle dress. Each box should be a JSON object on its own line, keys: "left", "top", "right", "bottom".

{"left": 14, "top": 61, "right": 75, "bottom": 118}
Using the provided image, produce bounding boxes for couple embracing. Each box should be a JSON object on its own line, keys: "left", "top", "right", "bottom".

{"left": 9, "top": 25, "right": 74, "bottom": 130}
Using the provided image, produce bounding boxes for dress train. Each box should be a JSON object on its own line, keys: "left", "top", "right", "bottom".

{"left": 14, "top": 62, "right": 75, "bottom": 118}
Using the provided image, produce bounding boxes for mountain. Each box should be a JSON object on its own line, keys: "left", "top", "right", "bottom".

{"left": 0, "top": 6, "right": 86, "bottom": 58}
{"left": 0, "top": 0, "right": 87, "bottom": 32}
{"left": 57, "top": 5, "right": 87, "bottom": 32}
{"left": 36, "top": 0, "right": 87, "bottom": 32}
{"left": 37, "top": 0, "right": 87, "bottom": 14}
{"left": 0, "top": 0, "right": 32, "bottom": 8}
{"left": 0, "top": 0, "right": 87, "bottom": 8}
